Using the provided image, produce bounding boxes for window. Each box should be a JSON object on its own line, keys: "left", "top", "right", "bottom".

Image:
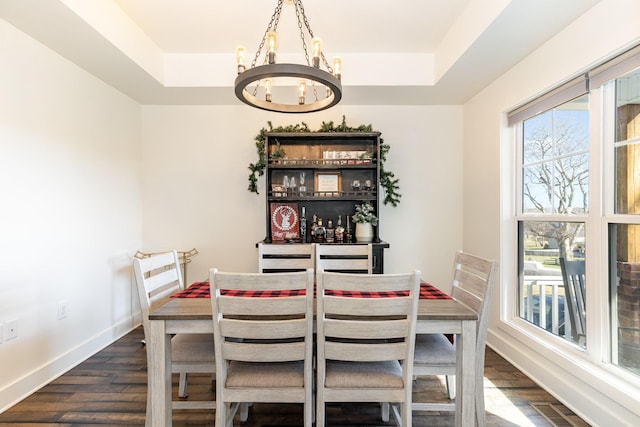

{"left": 510, "top": 45, "right": 640, "bottom": 376}
{"left": 516, "top": 95, "right": 589, "bottom": 348}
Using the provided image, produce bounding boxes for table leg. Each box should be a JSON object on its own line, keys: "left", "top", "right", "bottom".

{"left": 149, "top": 319, "right": 172, "bottom": 427}
{"left": 456, "top": 319, "right": 476, "bottom": 427}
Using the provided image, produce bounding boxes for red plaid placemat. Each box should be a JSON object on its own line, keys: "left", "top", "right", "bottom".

{"left": 172, "top": 281, "right": 450, "bottom": 300}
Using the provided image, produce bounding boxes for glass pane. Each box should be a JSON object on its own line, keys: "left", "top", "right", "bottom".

{"left": 519, "top": 221, "right": 586, "bottom": 347}
{"left": 523, "top": 163, "right": 553, "bottom": 213}
{"left": 523, "top": 113, "right": 554, "bottom": 163}
{"left": 614, "top": 68, "right": 640, "bottom": 215}
{"left": 522, "top": 95, "right": 589, "bottom": 214}
{"left": 610, "top": 224, "right": 640, "bottom": 375}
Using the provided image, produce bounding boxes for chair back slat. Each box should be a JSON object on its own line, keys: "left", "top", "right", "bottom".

{"left": 324, "top": 318, "right": 410, "bottom": 339}
{"left": 133, "top": 250, "right": 184, "bottom": 334}
{"left": 222, "top": 341, "right": 307, "bottom": 363}
{"left": 258, "top": 243, "right": 315, "bottom": 273}
{"left": 316, "top": 244, "right": 373, "bottom": 274}
{"left": 218, "top": 294, "right": 308, "bottom": 316}
{"left": 453, "top": 268, "right": 486, "bottom": 299}
{"left": 323, "top": 295, "right": 414, "bottom": 316}
{"left": 220, "top": 317, "right": 307, "bottom": 340}
{"left": 325, "top": 342, "right": 408, "bottom": 361}
{"left": 321, "top": 270, "right": 411, "bottom": 292}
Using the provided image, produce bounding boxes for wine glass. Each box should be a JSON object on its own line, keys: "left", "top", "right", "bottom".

{"left": 299, "top": 171, "right": 306, "bottom": 196}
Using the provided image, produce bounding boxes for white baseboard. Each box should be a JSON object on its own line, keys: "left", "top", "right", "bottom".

{"left": 0, "top": 316, "right": 140, "bottom": 413}
{"left": 487, "top": 324, "right": 640, "bottom": 427}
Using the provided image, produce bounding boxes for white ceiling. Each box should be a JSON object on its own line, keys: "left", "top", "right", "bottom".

{"left": 0, "top": 0, "right": 601, "bottom": 105}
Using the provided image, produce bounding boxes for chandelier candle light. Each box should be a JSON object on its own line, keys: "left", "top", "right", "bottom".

{"left": 234, "top": 0, "right": 342, "bottom": 113}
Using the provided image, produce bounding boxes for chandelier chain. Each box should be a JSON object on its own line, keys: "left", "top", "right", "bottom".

{"left": 251, "top": 0, "right": 284, "bottom": 69}
{"left": 295, "top": 0, "right": 322, "bottom": 101}
{"left": 234, "top": 0, "right": 342, "bottom": 113}
{"left": 294, "top": 1, "right": 311, "bottom": 66}
{"left": 250, "top": 0, "right": 284, "bottom": 96}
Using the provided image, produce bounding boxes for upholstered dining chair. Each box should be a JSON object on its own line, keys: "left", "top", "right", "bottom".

{"left": 316, "top": 269, "right": 421, "bottom": 427}
{"left": 412, "top": 250, "right": 497, "bottom": 427}
{"left": 559, "top": 257, "right": 586, "bottom": 346}
{"left": 258, "top": 243, "right": 315, "bottom": 273}
{"left": 132, "top": 250, "right": 215, "bottom": 419}
{"left": 315, "top": 243, "right": 373, "bottom": 274}
{"left": 210, "top": 268, "right": 315, "bottom": 427}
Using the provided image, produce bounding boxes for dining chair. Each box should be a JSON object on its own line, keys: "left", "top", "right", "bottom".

{"left": 258, "top": 242, "right": 315, "bottom": 272}
{"left": 316, "top": 269, "right": 421, "bottom": 427}
{"left": 210, "top": 268, "right": 315, "bottom": 427}
{"left": 559, "top": 257, "right": 586, "bottom": 346}
{"left": 412, "top": 250, "right": 497, "bottom": 427}
{"left": 315, "top": 243, "right": 373, "bottom": 274}
{"left": 132, "top": 250, "right": 216, "bottom": 417}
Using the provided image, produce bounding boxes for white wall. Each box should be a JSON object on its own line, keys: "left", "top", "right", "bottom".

{"left": 463, "top": 0, "right": 640, "bottom": 425}
{"left": 0, "top": 12, "right": 464, "bottom": 413}
{"left": 140, "top": 105, "right": 463, "bottom": 288}
{"left": 0, "top": 18, "right": 142, "bottom": 411}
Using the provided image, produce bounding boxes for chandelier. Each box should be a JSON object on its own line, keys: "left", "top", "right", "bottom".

{"left": 234, "top": 0, "right": 342, "bottom": 113}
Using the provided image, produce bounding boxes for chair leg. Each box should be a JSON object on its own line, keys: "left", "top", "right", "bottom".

{"left": 380, "top": 402, "right": 390, "bottom": 422}
{"left": 227, "top": 402, "right": 241, "bottom": 427}
{"left": 445, "top": 375, "right": 456, "bottom": 399}
{"left": 145, "top": 390, "right": 151, "bottom": 427}
{"left": 476, "top": 377, "right": 486, "bottom": 427}
{"left": 178, "top": 372, "right": 188, "bottom": 397}
{"left": 316, "top": 394, "right": 324, "bottom": 427}
{"left": 240, "top": 402, "right": 249, "bottom": 422}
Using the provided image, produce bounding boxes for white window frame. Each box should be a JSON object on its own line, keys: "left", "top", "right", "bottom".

{"left": 504, "top": 52, "right": 640, "bottom": 386}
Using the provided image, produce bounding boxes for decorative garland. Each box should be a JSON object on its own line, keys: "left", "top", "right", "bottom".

{"left": 248, "top": 116, "right": 401, "bottom": 206}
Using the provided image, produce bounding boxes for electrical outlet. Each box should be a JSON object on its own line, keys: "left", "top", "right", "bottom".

{"left": 58, "top": 301, "right": 69, "bottom": 319}
{"left": 5, "top": 320, "right": 18, "bottom": 341}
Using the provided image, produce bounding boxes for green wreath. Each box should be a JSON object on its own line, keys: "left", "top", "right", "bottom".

{"left": 248, "top": 116, "right": 401, "bottom": 207}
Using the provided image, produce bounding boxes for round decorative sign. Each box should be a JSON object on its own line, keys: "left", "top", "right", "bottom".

{"left": 271, "top": 204, "right": 299, "bottom": 240}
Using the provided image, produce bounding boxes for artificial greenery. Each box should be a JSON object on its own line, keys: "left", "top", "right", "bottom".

{"left": 248, "top": 116, "right": 401, "bottom": 206}
{"left": 352, "top": 202, "right": 378, "bottom": 225}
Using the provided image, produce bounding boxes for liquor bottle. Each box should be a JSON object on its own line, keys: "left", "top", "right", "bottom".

{"left": 315, "top": 217, "right": 326, "bottom": 242}
{"left": 335, "top": 215, "right": 345, "bottom": 243}
{"left": 300, "top": 206, "right": 307, "bottom": 243}
{"left": 345, "top": 215, "right": 353, "bottom": 243}
{"left": 310, "top": 214, "right": 318, "bottom": 241}
{"left": 326, "top": 219, "right": 335, "bottom": 243}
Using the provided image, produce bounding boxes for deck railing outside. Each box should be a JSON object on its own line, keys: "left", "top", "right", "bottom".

{"left": 521, "top": 275, "right": 572, "bottom": 339}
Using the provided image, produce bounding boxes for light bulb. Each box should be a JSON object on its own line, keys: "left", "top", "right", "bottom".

{"left": 267, "top": 31, "right": 277, "bottom": 64}
{"left": 333, "top": 57, "right": 342, "bottom": 80}
{"left": 265, "top": 79, "right": 272, "bottom": 102}
{"left": 311, "top": 37, "right": 322, "bottom": 68}
{"left": 298, "top": 81, "right": 306, "bottom": 105}
{"left": 236, "top": 46, "right": 246, "bottom": 74}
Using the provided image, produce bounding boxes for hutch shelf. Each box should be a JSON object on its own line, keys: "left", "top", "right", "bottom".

{"left": 262, "top": 131, "right": 389, "bottom": 273}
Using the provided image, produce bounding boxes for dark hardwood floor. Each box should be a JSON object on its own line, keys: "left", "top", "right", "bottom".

{"left": 0, "top": 326, "right": 590, "bottom": 426}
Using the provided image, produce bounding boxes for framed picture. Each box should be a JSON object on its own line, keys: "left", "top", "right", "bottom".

{"left": 270, "top": 203, "right": 299, "bottom": 241}
{"left": 315, "top": 171, "right": 341, "bottom": 195}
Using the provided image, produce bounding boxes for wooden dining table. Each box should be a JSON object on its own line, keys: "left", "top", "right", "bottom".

{"left": 147, "top": 282, "right": 478, "bottom": 427}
